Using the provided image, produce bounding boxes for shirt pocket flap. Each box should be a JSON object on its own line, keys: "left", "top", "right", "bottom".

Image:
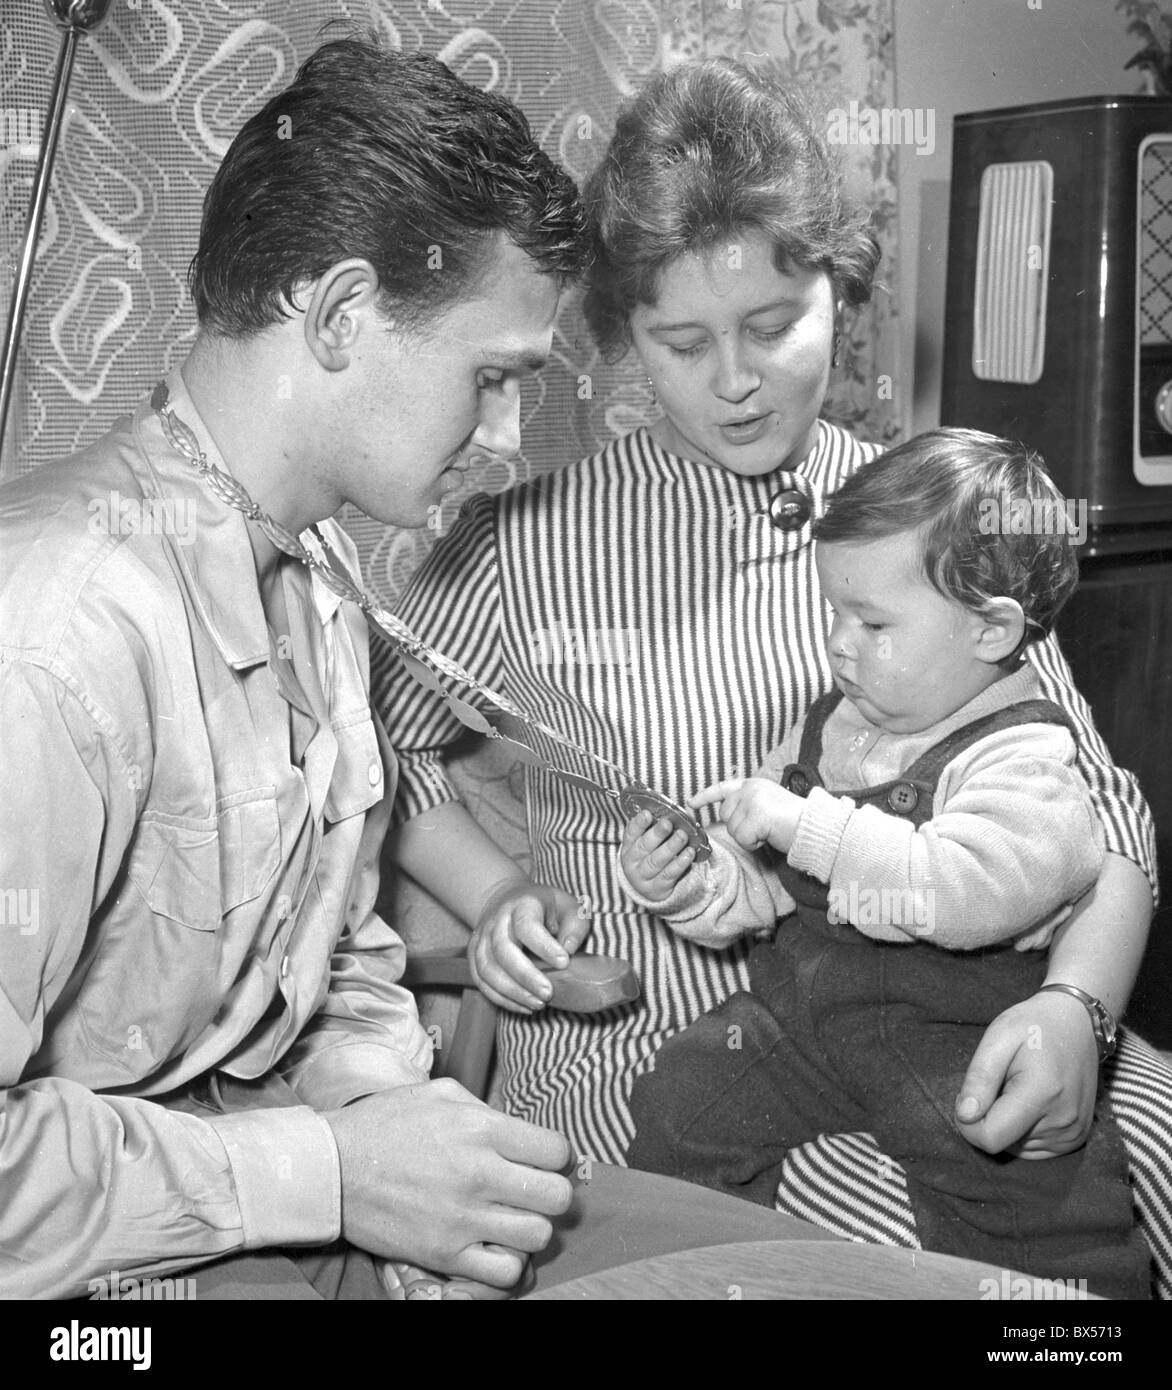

{"left": 128, "top": 793, "right": 280, "bottom": 931}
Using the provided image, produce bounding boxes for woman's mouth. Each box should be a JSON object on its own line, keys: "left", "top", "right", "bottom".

{"left": 718, "top": 413, "right": 772, "bottom": 445}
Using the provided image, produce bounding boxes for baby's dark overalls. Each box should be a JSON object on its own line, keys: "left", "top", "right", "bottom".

{"left": 628, "top": 691, "right": 1150, "bottom": 1299}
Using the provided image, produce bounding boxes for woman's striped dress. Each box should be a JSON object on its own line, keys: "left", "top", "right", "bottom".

{"left": 372, "top": 421, "right": 1172, "bottom": 1296}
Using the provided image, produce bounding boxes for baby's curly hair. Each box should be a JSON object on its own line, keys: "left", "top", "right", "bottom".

{"left": 813, "top": 428, "right": 1081, "bottom": 645}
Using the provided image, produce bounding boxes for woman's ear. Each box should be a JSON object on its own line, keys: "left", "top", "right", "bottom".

{"left": 973, "top": 596, "right": 1028, "bottom": 665}
{"left": 301, "top": 258, "right": 383, "bottom": 371}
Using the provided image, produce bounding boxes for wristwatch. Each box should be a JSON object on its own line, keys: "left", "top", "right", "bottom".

{"left": 1038, "top": 983, "right": 1118, "bottom": 1062}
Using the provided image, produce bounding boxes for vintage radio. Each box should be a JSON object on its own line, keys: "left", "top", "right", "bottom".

{"left": 941, "top": 96, "right": 1172, "bottom": 541}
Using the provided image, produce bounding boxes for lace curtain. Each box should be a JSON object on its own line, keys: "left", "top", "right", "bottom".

{"left": 1, "top": 0, "right": 898, "bottom": 603}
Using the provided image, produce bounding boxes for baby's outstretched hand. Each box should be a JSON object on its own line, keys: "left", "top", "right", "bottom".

{"left": 690, "top": 777, "right": 802, "bottom": 854}
{"left": 620, "top": 809, "right": 697, "bottom": 903}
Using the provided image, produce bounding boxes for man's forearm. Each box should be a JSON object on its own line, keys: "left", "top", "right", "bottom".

{"left": 391, "top": 801, "right": 532, "bottom": 927}
{"left": 1044, "top": 851, "right": 1153, "bottom": 1019}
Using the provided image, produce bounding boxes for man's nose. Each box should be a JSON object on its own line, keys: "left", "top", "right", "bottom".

{"left": 473, "top": 380, "right": 522, "bottom": 459}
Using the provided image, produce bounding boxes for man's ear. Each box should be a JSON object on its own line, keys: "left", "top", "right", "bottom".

{"left": 301, "top": 258, "right": 384, "bottom": 371}
{"left": 973, "top": 596, "right": 1027, "bottom": 665}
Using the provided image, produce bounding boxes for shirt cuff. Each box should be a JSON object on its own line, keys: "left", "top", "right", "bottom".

{"left": 615, "top": 852, "right": 708, "bottom": 917}
{"left": 393, "top": 758, "right": 461, "bottom": 824}
{"left": 205, "top": 1105, "right": 341, "bottom": 1250}
{"left": 787, "top": 787, "right": 855, "bottom": 883}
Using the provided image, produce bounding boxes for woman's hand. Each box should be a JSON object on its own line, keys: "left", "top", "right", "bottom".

{"left": 954, "top": 989, "right": 1099, "bottom": 1158}
{"left": 619, "top": 810, "right": 696, "bottom": 903}
{"left": 689, "top": 777, "right": 802, "bottom": 853}
{"left": 468, "top": 878, "right": 591, "bottom": 1013}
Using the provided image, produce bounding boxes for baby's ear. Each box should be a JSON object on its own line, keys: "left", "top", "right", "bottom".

{"left": 974, "top": 596, "right": 1027, "bottom": 665}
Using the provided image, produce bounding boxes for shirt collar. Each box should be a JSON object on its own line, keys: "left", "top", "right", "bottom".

{"left": 132, "top": 364, "right": 345, "bottom": 670}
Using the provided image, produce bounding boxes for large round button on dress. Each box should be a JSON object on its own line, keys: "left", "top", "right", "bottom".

{"left": 769, "top": 489, "right": 812, "bottom": 531}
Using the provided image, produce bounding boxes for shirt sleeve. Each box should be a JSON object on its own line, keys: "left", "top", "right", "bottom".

{"left": 370, "top": 495, "right": 504, "bottom": 824}
{"left": 786, "top": 721, "right": 1106, "bottom": 949}
{"left": 617, "top": 825, "right": 797, "bottom": 947}
{"left": 1025, "top": 633, "right": 1157, "bottom": 898}
{"left": 0, "top": 660, "right": 339, "bottom": 1298}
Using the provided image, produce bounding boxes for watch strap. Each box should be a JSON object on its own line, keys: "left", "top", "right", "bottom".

{"left": 1038, "top": 983, "right": 1117, "bottom": 1062}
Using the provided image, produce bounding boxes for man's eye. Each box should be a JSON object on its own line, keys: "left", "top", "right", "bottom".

{"left": 477, "top": 370, "right": 506, "bottom": 391}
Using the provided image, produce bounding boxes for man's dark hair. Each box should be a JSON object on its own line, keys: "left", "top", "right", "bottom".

{"left": 188, "top": 36, "right": 588, "bottom": 337}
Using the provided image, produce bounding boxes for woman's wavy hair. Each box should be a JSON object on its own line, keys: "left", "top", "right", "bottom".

{"left": 813, "top": 428, "right": 1081, "bottom": 645}
{"left": 582, "top": 59, "right": 880, "bottom": 361}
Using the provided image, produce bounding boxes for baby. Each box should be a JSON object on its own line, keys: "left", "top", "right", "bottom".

{"left": 618, "top": 427, "right": 1149, "bottom": 1299}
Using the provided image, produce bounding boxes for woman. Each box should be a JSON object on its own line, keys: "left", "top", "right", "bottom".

{"left": 374, "top": 60, "right": 1171, "bottom": 1292}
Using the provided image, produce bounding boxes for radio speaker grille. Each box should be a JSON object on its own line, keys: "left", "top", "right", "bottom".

{"left": 972, "top": 160, "right": 1053, "bottom": 385}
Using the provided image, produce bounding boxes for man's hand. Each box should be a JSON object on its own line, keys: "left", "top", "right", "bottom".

{"left": 689, "top": 777, "right": 803, "bottom": 854}
{"left": 468, "top": 878, "right": 591, "bottom": 1013}
{"left": 619, "top": 810, "right": 696, "bottom": 903}
{"left": 326, "top": 1079, "right": 573, "bottom": 1289}
{"left": 954, "top": 990, "right": 1099, "bottom": 1157}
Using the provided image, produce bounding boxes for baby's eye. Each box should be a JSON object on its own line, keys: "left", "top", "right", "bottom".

{"left": 863, "top": 622, "right": 886, "bottom": 633}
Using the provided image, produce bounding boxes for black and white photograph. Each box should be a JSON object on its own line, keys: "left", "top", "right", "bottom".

{"left": 0, "top": 0, "right": 1168, "bottom": 1356}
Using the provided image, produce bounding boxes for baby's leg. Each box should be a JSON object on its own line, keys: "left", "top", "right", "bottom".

{"left": 857, "top": 949, "right": 1150, "bottom": 1300}
{"left": 627, "top": 988, "right": 865, "bottom": 1207}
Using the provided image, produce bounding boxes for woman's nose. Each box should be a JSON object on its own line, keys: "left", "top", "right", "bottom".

{"left": 712, "top": 341, "right": 761, "bottom": 402}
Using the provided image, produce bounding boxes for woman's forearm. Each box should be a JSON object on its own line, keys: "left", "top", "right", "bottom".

{"left": 389, "top": 801, "right": 532, "bottom": 928}
{"left": 1044, "top": 851, "right": 1153, "bottom": 1018}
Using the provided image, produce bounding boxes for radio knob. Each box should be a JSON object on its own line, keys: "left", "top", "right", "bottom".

{"left": 1155, "top": 379, "right": 1172, "bottom": 436}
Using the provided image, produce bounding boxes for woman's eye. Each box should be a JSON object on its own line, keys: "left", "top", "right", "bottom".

{"left": 666, "top": 341, "right": 705, "bottom": 359}
{"left": 753, "top": 323, "right": 794, "bottom": 341}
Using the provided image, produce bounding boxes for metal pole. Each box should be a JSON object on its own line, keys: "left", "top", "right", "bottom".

{"left": 0, "top": 0, "right": 116, "bottom": 467}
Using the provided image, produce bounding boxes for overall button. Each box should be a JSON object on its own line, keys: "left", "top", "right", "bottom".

{"left": 368, "top": 758, "right": 382, "bottom": 786}
{"left": 769, "top": 489, "right": 811, "bottom": 532}
{"left": 888, "top": 783, "right": 919, "bottom": 814}
{"left": 280, "top": 955, "right": 290, "bottom": 980}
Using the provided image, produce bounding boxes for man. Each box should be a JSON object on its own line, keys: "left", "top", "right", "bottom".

{"left": 0, "top": 35, "right": 585, "bottom": 1300}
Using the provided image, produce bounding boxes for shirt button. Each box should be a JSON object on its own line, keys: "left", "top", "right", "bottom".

{"left": 785, "top": 769, "right": 812, "bottom": 797}
{"left": 280, "top": 955, "right": 290, "bottom": 979}
{"left": 888, "top": 783, "right": 919, "bottom": 815}
{"left": 368, "top": 759, "right": 382, "bottom": 786}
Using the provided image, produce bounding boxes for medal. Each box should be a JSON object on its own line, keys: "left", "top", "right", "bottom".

{"left": 153, "top": 382, "right": 712, "bottom": 861}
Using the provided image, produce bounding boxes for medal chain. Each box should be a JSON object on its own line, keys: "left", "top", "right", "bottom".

{"left": 153, "top": 383, "right": 642, "bottom": 798}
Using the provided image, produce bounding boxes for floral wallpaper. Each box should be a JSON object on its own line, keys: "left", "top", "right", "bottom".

{"left": 1, "top": 0, "right": 899, "bottom": 1048}
{"left": 1, "top": 0, "right": 899, "bottom": 603}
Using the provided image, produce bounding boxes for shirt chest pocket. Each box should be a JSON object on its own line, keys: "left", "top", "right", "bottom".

{"left": 128, "top": 789, "right": 281, "bottom": 931}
